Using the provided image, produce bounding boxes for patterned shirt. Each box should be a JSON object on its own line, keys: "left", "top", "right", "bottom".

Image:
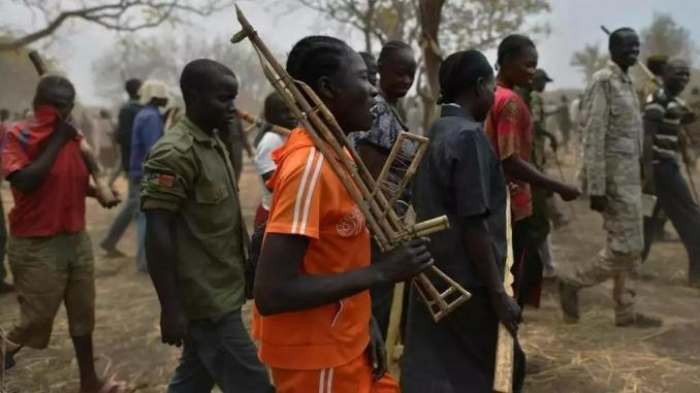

{"left": 643, "top": 87, "right": 689, "bottom": 163}
{"left": 485, "top": 84, "right": 534, "bottom": 222}
{"left": 351, "top": 94, "right": 407, "bottom": 152}
{"left": 350, "top": 93, "right": 416, "bottom": 211}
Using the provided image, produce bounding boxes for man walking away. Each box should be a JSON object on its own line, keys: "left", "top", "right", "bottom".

{"left": 100, "top": 79, "right": 142, "bottom": 258}
{"left": 130, "top": 80, "right": 168, "bottom": 272}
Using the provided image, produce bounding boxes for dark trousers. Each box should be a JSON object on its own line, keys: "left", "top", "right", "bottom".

{"left": 401, "top": 290, "right": 525, "bottom": 393}
{"left": 512, "top": 185, "right": 551, "bottom": 308}
{"left": 643, "top": 160, "right": 700, "bottom": 284}
{"left": 167, "top": 310, "right": 273, "bottom": 393}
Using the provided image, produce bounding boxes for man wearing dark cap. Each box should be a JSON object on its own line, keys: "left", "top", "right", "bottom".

{"left": 141, "top": 59, "right": 273, "bottom": 393}
{"left": 1, "top": 75, "right": 122, "bottom": 392}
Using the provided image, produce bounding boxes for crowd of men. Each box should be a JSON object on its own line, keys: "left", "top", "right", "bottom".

{"left": 0, "top": 22, "right": 698, "bottom": 393}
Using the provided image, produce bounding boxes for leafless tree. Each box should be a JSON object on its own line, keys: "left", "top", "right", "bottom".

{"left": 0, "top": 0, "right": 234, "bottom": 51}
{"left": 92, "top": 34, "right": 272, "bottom": 112}
{"left": 570, "top": 43, "right": 609, "bottom": 85}
{"left": 291, "top": 0, "right": 550, "bottom": 129}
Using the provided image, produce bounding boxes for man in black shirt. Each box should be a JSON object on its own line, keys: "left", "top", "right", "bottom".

{"left": 401, "top": 50, "right": 525, "bottom": 393}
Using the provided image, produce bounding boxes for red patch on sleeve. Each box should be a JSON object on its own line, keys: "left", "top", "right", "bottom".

{"left": 157, "top": 174, "right": 175, "bottom": 188}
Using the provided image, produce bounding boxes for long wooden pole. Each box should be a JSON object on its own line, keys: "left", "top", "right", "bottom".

{"left": 236, "top": 109, "right": 291, "bottom": 136}
{"left": 493, "top": 196, "right": 515, "bottom": 393}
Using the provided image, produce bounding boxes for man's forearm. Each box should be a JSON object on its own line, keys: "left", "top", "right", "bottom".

{"left": 256, "top": 265, "right": 383, "bottom": 316}
{"left": 145, "top": 211, "right": 182, "bottom": 314}
{"left": 462, "top": 218, "right": 506, "bottom": 296}
{"left": 8, "top": 134, "right": 67, "bottom": 192}
{"left": 502, "top": 155, "right": 566, "bottom": 193}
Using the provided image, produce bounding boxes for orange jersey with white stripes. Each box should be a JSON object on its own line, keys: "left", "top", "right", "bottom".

{"left": 258, "top": 128, "right": 372, "bottom": 370}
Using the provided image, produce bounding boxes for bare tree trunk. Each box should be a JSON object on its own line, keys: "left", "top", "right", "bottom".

{"left": 365, "top": 0, "right": 376, "bottom": 53}
{"left": 418, "top": 0, "right": 445, "bottom": 131}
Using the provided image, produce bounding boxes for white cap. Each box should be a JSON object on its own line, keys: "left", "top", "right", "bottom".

{"left": 139, "top": 80, "right": 169, "bottom": 105}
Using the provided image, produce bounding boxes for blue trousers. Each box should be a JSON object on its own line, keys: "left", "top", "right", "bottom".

{"left": 168, "top": 310, "right": 273, "bottom": 393}
{"left": 100, "top": 177, "right": 146, "bottom": 271}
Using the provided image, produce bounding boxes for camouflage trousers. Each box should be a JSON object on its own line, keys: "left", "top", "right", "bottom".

{"left": 562, "top": 247, "right": 639, "bottom": 321}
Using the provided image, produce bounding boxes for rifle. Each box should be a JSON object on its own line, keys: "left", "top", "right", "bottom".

{"left": 27, "top": 50, "right": 118, "bottom": 205}
{"left": 600, "top": 26, "right": 699, "bottom": 204}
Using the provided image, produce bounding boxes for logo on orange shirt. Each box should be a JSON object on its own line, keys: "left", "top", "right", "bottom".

{"left": 336, "top": 206, "right": 366, "bottom": 238}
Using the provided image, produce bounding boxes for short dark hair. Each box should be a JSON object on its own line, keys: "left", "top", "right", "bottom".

{"left": 646, "top": 55, "right": 668, "bottom": 76}
{"left": 33, "top": 75, "right": 75, "bottom": 109}
{"left": 496, "top": 34, "right": 535, "bottom": 68}
{"left": 377, "top": 40, "right": 413, "bottom": 67}
{"left": 0, "top": 108, "right": 8, "bottom": 120}
{"left": 180, "top": 59, "right": 236, "bottom": 104}
{"left": 263, "top": 91, "right": 287, "bottom": 122}
{"left": 438, "top": 50, "right": 493, "bottom": 104}
{"left": 286, "top": 35, "right": 353, "bottom": 87}
{"left": 125, "top": 78, "right": 142, "bottom": 98}
{"left": 359, "top": 51, "right": 377, "bottom": 67}
{"left": 609, "top": 27, "right": 637, "bottom": 50}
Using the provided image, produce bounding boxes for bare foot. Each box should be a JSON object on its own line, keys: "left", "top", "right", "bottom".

{"left": 1, "top": 337, "right": 21, "bottom": 370}
{"left": 80, "top": 377, "right": 126, "bottom": 393}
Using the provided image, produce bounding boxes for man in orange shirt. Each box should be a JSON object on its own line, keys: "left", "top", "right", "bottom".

{"left": 254, "top": 35, "right": 433, "bottom": 393}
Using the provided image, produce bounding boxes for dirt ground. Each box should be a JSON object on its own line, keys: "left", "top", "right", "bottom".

{"left": 1, "top": 151, "right": 699, "bottom": 393}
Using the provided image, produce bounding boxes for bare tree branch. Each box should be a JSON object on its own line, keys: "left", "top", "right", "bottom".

{"left": 1, "top": 0, "right": 234, "bottom": 51}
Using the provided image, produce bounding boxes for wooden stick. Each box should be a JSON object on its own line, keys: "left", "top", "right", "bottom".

{"left": 236, "top": 109, "right": 291, "bottom": 136}
{"left": 385, "top": 282, "right": 405, "bottom": 377}
{"left": 493, "top": 196, "right": 515, "bottom": 393}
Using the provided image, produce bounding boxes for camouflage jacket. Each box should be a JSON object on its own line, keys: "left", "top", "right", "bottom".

{"left": 580, "top": 61, "right": 644, "bottom": 254}
{"left": 580, "top": 61, "right": 643, "bottom": 197}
